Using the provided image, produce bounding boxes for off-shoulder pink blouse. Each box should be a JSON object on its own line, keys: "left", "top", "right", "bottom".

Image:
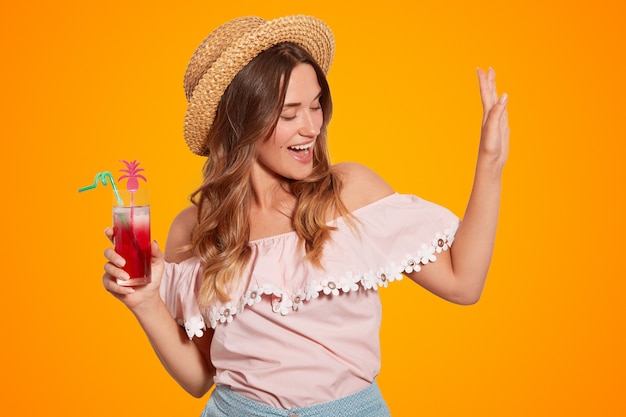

{"left": 159, "top": 193, "right": 459, "bottom": 408}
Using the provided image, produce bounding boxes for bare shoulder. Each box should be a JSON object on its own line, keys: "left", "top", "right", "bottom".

{"left": 332, "top": 162, "right": 395, "bottom": 212}
{"left": 164, "top": 205, "right": 198, "bottom": 263}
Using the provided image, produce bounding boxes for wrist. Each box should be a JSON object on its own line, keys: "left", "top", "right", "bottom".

{"left": 129, "top": 292, "right": 165, "bottom": 317}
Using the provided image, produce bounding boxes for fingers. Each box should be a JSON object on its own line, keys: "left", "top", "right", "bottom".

{"left": 478, "top": 68, "right": 508, "bottom": 128}
{"left": 479, "top": 88, "right": 510, "bottom": 165}
{"left": 151, "top": 240, "right": 163, "bottom": 263}
{"left": 102, "top": 263, "right": 134, "bottom": 295}
{"left": 103, "top": 245, "right": 133, "bottom": 291}
{"left": 103, "top": 250, "right": 129, "bottom": 280}
{"left": 150, "top": 241, "right": 165, "bottom": 282}
{"left": 103, "top": 251, "right": 128, "bottom": 276}
{"left": 477, "top": 68, "right": 493, "bottom": 113}
{"left": 103, "top": 273, "right": 134, "bottom": 295}
{"left": 104, "top": 247, "right": 126, "bottom": 268}
{"left": 104, "top": 227, "right": 114, "bottom": 243}
{"left": 499, "top": 99, "right": 511, "bottom": 146}
{"left": 485, "top": 97, "right": 508, "bottom": 128}
{"left": 483, "top": 90, "right": 509, "bottom": 134}
{"left": 478, "top": 68, "right": 501, "bottom": 124}
{"left": 501, "top": 99, "right": 510, "bottom": 133}
{"left": 488, "top": 68, "right": 498, "bottom": 103}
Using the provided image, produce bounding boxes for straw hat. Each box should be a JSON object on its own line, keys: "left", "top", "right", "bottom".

{"left": 183, "top": 15, "right": 335, "bottom": 156}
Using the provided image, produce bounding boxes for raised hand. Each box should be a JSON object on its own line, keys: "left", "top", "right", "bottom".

{"left": 477, "top": 68, "right": 510, "bottom": 172}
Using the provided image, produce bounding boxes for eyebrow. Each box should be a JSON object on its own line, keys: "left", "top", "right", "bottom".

{"left": 282, "top": 90, "right": 322, "bottom": 109}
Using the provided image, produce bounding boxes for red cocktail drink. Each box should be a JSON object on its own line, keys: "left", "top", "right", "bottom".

{"left": 113, "top": 190, "right": 151, "bottom": 286}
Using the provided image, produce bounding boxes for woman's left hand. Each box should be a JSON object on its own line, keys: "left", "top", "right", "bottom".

{"left": 477, "top": 68, "right": 510, "bottom": 172}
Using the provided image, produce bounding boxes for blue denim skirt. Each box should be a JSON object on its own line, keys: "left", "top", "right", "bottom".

{"left": 200, "top": 381, "right": 391, "bottom": 417}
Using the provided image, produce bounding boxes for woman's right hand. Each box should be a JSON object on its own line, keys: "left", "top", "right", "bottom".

{"left": 102, "top": 227, "right": 165, "bottom": 311}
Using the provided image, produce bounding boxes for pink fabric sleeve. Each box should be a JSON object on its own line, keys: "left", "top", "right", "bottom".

{"left": 159, "top": 257, "right": 206, "bottom": 339}
{"left": 321, "top": 193, "right": 460, "bottom": 279}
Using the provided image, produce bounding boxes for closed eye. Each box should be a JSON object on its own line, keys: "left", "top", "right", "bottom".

{"left": 281, "top": 90, "right": 323, "bottom": 120}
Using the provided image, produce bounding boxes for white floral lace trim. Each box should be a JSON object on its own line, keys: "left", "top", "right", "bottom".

{"left": 181, "top": 223, "right": 457, "bottom": 338}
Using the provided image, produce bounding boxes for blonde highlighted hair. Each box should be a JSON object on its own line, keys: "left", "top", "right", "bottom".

{"left": 190, "top": 43, "right": 350, "bottom": 309}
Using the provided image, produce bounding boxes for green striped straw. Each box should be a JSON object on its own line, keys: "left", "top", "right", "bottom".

{"left": 78, "top": 171, "right": 124, "bottom": 206}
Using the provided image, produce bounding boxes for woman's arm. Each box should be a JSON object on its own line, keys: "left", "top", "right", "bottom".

{"left": 103, "top": 206, "right": 215, "bottom": 397}
{"left": 407, "top": 68, "right": 510, "bottom": 305}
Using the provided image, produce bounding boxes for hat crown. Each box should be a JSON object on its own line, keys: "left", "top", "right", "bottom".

{"left": 184, "top": 16, "right": 266, "bottom": 100}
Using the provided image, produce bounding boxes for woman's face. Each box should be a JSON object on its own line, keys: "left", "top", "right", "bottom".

{"left": 254, "top": 63, "right": 323, "bottom": 181}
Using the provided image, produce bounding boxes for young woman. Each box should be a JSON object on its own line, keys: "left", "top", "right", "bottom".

{"left": 103, "top": 15, "right": 509, "bottom": 416}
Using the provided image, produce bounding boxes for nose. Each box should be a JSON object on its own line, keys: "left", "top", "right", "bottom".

{"left": 299, "top": 110, "right": 321, "bottom": 138}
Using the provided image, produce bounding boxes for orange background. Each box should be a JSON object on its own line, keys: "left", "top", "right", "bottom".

{"left": 1, "top": 1, "right": 624, "bottom": 416}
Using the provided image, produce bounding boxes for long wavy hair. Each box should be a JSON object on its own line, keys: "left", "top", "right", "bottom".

{"left": 190, "top": 42, "right": 350, "bottom": 307}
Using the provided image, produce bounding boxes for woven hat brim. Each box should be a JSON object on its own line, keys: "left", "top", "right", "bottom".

{"left": 184, "top": 15, "right": 335, "bottom": 156}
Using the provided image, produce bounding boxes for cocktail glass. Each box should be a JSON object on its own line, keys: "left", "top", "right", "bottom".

{"left": 113, "top": 188, "right": 151, "bottom": 286}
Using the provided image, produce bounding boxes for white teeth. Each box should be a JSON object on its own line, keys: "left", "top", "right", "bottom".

{"left": 289, "top": 143, "right": 313, "bottom": 151}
